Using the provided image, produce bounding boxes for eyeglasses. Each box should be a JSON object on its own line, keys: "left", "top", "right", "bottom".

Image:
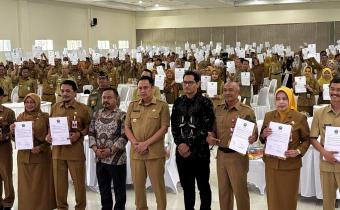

{"left": 183, "top": 81, "right": 196, "bottom": 86}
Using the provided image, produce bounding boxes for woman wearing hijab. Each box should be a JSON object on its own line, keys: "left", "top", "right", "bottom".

{"left": 260, "top": 87, "right": 310, "bottom": 210}
{"left": 295, "top": 66, "right": 319, "bottom": 116}
{"left": 317, "top": 67, "right": 333, "bottom": 104}
{"left": 11, "top": 93, "right": 56, "bottom": 210}
{"left": 163, "top": 68, "right": 180, "bottom": 104}
{"left": 209, "top": 68, "right": 224, "bottom": 108}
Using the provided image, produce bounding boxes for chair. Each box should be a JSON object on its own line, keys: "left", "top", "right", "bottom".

{"left": 11, "top": 86, "right": 19, "bottom": 103}
{"left": 268, "top": 79, "right": 277, "bottom": 109}
{"left": 251, "top": 87, "right": 271, "bottom": 121}
{"left": 83, "top": 85, "right": 93, "bottom": 94}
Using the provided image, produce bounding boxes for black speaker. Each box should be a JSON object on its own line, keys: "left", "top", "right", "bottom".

{"left": 90, "top": 18, "right": 97, "bottom": 27}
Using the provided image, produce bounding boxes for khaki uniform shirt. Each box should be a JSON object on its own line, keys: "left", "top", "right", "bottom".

{"left": 18, "top": 78, "right": 37, "bottom": 98}
{"left": 213, "top": 101, "right": 257, "bottom": 148}
{"left": 87, "top": 88, "right": 104, "bottom": 112}
{"left": 235, "top": 70, "right": 255, "bottom": 98}
{"left": 260, "top": 110, "right": 310, "bottom": 170}
{"left": 0, "top": 106, "right": 16, "bottom": 163}
{"left": 17, "top": 112, "right": 51, "bottom": 163}
{"left": 107, "top": 69, "right": 119, "bottom": 88}
{"left": 52, "top": 74, "right": 75, "bottom": 96}
{"left": 50, "top": 100, "right": 91, "bottom": 160}
{"left": 0, "top": 76, "right": 13, "bottom": 103}
{"left": 311, "top": 105, "right": 340, "bottom": 172}
{"left": 71, "top": 69, "right": 85, "bottom": 93}
{"left": 125, "top": 97, "right": 170, "bottom": 160}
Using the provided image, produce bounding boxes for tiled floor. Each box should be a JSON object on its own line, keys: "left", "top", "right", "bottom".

{"left": 9, "top": 149, "right": 326, "bottom": 210}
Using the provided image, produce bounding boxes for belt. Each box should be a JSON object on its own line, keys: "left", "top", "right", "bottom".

{"left": 218, "top": 147, "right": 236, "bottom": 153}
{"left": 271, "top": 73, "right": 281, "bottom": 75}
{"left": 43, "top": 93, "right": 55, "bottom": 95}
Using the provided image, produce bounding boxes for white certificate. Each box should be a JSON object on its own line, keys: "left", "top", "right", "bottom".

{"left": 324, "top": 126, "right": 340, "bottom": 161}
{"left": 241, "top": 72, "right": 250, "bottom": 86}
{"left": 154, "top": 75, "right": 165, "bottom": 90}
{"left": 175, "top": 68, "right": 185, "bottom": 83}
{"left": 15, "top": 121, "right": 33, "bottom": 150}
{"left": 184, "top": 61, "right": 191, "bottom": 70}
{"left": 323, "top": 84, "right": 330, "bottom": 101}
{"left": 227, "top": 61, "right": 236, "bottom": 73}
{"left": 294, "top": 76, "right": 307, "bottom": 93}
{"left": 265, "top": 122, "right": 292, "bottom": 158}
{"left": 156, "top": 66, "right": 165, "bottom": 76}
{"left": 146, "top": 62, "right": 154, "bottom": 70}
{"left": 136, "top": 53, "right": 142, "bottom": 63}
{"left": 229, "top": 118, "right": 255, "bottom": 154}
{"left": 49, "top": 117, "right": 71, "bottom": 146}
{"left": 169, "top": 62, "right": 175, "bottom": 69}
{"left": 201, "top": 76, "right": 211, "bottom": 91}
{"left": 207, "top": 82, "right": 217, "bottom": 97}
{"left": 48, "top": 51, "right": 55, "bottom": 65}
{"left": 257, "top": 54, "right": 264, "bottom": 64}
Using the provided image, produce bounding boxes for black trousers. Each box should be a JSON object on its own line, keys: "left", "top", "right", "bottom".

{"left": 176, "top": 153, "right": 211, "bottom": 210}
{"left": 96, "top": 162, "right": 126, "bottom": 210}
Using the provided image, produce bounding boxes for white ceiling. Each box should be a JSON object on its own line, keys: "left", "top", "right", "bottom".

{"left": 55, "top": 0, "right": 340, "bottom": 11}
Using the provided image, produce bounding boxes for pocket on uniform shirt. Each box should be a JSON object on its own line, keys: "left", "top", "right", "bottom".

{"left": 130, "top": 113, "right": 141, "bottom": 123}
{"left": 148, "top": 111, "right": 160, "bottom": 119}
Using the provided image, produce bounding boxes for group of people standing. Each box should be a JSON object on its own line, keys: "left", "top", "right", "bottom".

{"left": 0, "top": 46, "right": 339, "bottom": 210}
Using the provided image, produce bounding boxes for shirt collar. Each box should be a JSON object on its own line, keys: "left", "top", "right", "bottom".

{"left": 59, "top": 99, "right": 77, "bottom": 109}
{"left": 138, "top": 96, "right": 157, "bottom": 105}
{"left": 223, "top": 100, "right": 241, "bottom": 111}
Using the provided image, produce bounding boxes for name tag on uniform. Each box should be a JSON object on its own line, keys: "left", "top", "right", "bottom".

{"left": 78, "top": 76, "right": 81, "bottom": 79}
{"left": 72, "top": 120, "right": 78, "bottom": 129}
{"left": 27, "top": 87, "right": 30, "bottom": 91}
{"left": 72, "top": 113, "right": 78, "bottom": 128}
{"left": 50, "top": 84, "right": 54, "bottom": 88}
{"left": 132, "top": 119, "right": 137, "bottom": 123}
{"left": 109, "top": 78, "right": 112, "bottom": 81}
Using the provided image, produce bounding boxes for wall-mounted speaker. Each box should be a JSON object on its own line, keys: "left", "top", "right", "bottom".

{"left": 90, "top": 18, "right": 97, "bottom": 27}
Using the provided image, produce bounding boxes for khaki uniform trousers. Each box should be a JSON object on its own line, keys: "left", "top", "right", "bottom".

{"left": 131, "top": 158, "right": 166, "bottom": 210}
{"left": 321, "top": 171, "right": 340, "bottom": 210}
{"left": 0, "top": 142, "right": 14, "bottom": 208}
{"left": 53, "top": 159, "right": 86, "bottom": 210}
{"left": 216, "top": 151, "right": 249, "bottom": 210}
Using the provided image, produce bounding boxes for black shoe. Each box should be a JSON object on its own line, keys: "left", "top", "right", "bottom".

{"left": 0, "top": 207, "right": 3, "bottom": 210}
{"left": 3, "top": 207, "right": 11, "bottom": 210}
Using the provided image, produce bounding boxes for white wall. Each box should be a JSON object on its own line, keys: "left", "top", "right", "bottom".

{"left": 0, "top": 0, "right": 136, "bottom": 60}
{"left": 136, "top": 2, "right": 340, "bottom": 29}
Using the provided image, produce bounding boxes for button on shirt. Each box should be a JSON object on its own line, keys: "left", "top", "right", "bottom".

{"left": 213, "top": 101, "right": 257, "bottom": 148}
{"left": 89, "top": 108, "right": 127, "bottom": 165}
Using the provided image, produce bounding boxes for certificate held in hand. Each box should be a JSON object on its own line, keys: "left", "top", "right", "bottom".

{"left": 264, "top": 122, "right": 292, "bottom": 158}
{"left": 324, "top": 126, "right": 340, "bottom": 161}
{"left": 294, "top": 76, "right": 307, "bottom": 93}
{"left": 49, "top": 117, "right": 71, "bottom": 146}
{"left": 15, "top": 121, "right": 33, "bottom": 150}
{"left": 229, "top": 118, "right": 255, "bottom": 155}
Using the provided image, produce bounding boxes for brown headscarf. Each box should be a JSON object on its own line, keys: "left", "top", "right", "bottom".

{"left": 22, "top": 93, "right": 42, "bottom": 119}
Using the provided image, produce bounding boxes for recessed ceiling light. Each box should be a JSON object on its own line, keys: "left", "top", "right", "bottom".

{"left": 155, "top": 4, "right": 159, "bottom": 7}
{"left": 138, "top": 0, "right": 143, "bottom": 4}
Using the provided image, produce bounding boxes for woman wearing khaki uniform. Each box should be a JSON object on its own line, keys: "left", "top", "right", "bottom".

{"left": 12, "top": 93, "right": 56, "bottom": 210}
{"left": 295, "top": 66, "right": 319, "bottom": 116}
{"left": 260, "top": 87, "right": 310, "bottom": 210}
